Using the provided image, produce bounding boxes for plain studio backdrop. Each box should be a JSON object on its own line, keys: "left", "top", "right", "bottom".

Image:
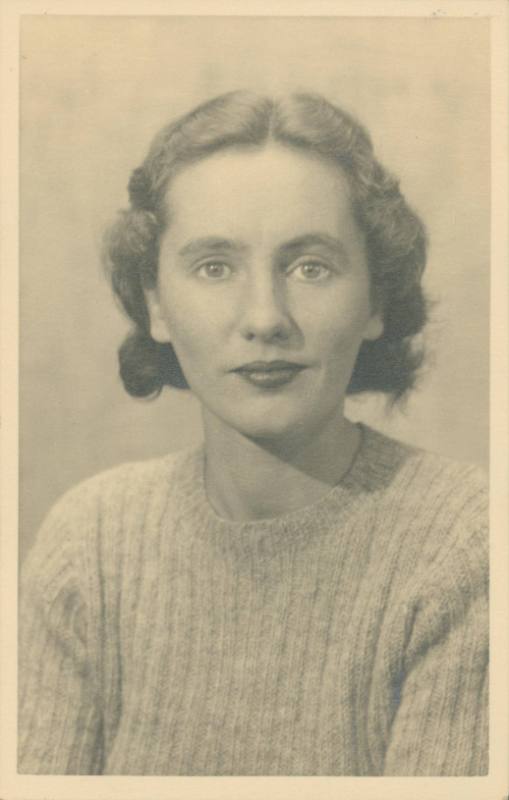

{"left": 19, "top": 15, "right": 490, "bottom": 560}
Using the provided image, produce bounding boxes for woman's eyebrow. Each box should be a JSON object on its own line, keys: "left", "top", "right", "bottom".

{"left": 177, "top": 233, "right": 350, "bottom": 263}
{"left": 278, "top": 233, "right": 350, "bottom": 262}
{"left": 178, "top": 237, "right": 248, "bottom": 259}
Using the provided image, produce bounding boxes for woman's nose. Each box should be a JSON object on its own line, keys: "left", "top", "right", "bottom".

{"left": 238, "top": 275, "right": 293, "bottom": 343}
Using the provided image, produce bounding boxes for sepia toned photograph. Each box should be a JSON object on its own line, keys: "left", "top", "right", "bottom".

{"left": 1, "top": 3, "right": 508, "bottom": 799}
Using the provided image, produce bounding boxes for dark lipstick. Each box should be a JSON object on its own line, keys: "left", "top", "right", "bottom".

{"left": 232, "top": 361, "right": 306, "bottom": 389}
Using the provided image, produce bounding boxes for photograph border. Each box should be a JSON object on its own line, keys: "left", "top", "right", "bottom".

{"left": 1, "top": 1, "right": 507, "bottom": 798}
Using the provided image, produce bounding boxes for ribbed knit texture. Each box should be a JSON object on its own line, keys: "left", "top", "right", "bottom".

{"left": 18, "top": 425, "right": 488, "bottom": 775}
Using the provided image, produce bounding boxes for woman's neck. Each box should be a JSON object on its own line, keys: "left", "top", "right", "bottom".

{"left": 201, "top": 411, "right": 361, "bottom": 521}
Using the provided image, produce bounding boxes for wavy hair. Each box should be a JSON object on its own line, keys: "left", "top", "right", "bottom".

{"left": 103, "top": 91, "right": 428, "bottom": 400}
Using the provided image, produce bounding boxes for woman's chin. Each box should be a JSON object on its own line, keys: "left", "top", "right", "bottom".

{"left": 238, "top": 420, "right": 301, "bottom": 444}
{"left": 219, "top": 409, "right": 324, "bottom": 447}
{"left": 200, "top": 391, "right": 345, "bottom": 448}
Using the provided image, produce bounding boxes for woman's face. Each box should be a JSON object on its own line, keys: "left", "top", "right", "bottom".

{"left": 147, "top": 145, "right": 382, "bottom": 442}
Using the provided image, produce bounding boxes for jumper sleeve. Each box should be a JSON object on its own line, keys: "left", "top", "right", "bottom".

{"left": 383, "top": 513, "right": 489, "bottom": 776}
{"left": 18, "top": 494, "right": 103, "bottom": 774}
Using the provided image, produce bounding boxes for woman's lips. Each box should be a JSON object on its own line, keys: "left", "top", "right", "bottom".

{"left": 232, "top": 361, "right": 306, "bottom": 389}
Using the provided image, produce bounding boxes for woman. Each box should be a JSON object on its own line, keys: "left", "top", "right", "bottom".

{"left": 18, "top": 91, "right": 488, "bottom": 776}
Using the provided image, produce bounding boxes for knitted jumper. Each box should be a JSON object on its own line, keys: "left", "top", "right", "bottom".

{"left": 18, "top": 425, "right": 488, "bottom": 775}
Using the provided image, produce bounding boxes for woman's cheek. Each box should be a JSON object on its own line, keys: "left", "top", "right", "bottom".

{"left": 162, "top": 300, "right": 209, "bottom": 351}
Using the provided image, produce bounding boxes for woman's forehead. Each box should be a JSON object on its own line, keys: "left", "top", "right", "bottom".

{"left": 162, "top": 144, "right": 359, "bottom": 246}
{"left": 168, "top": 143, "right": 350, "bottom": 195}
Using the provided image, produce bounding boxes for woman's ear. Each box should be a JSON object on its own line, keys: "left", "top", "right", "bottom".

{"left": 145, "top": 289, "right": 172, "bottom": 344}
{"left": 362, "top": 312, "right": 384, "bottom": 342}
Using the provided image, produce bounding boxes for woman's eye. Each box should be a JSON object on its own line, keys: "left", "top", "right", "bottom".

{"left": 196, "top": 261, "right": 232, "bottom": 280}
{"left": 290, "top": 261, "right": 331, "bottom": 282}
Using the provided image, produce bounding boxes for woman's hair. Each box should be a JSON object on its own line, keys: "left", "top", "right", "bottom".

{"left": 103, "top": 90, "right": 428, "bottom": 401}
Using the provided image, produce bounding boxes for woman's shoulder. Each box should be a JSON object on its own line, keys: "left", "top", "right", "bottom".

{"left": 357, "top": 425, "right": 488, "bottom": 592}
{"left": 21, "top": 448, "right": 203, "bottom": 620}
{"left": 26, "top": 447, "right": 200, "bottom": 566}
{"left": 358, "top": 423, "right": 487, "bottom": 546}
{"left": 359, "top": 422, "right": 487, "bottom": 495}
{"left": 48, "top": 447, "right": 196, "bottom": 515}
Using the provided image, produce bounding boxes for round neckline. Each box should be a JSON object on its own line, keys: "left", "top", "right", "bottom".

{"left": 172, "top": 423, "right": 403, "bottom": 550}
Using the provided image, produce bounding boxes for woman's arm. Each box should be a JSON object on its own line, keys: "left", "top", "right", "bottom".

{"left": 383, "top": 517, "right": 489, "bottom": 776}
{"left": 18, "top": 497, "right": 104, "bottom": 774}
